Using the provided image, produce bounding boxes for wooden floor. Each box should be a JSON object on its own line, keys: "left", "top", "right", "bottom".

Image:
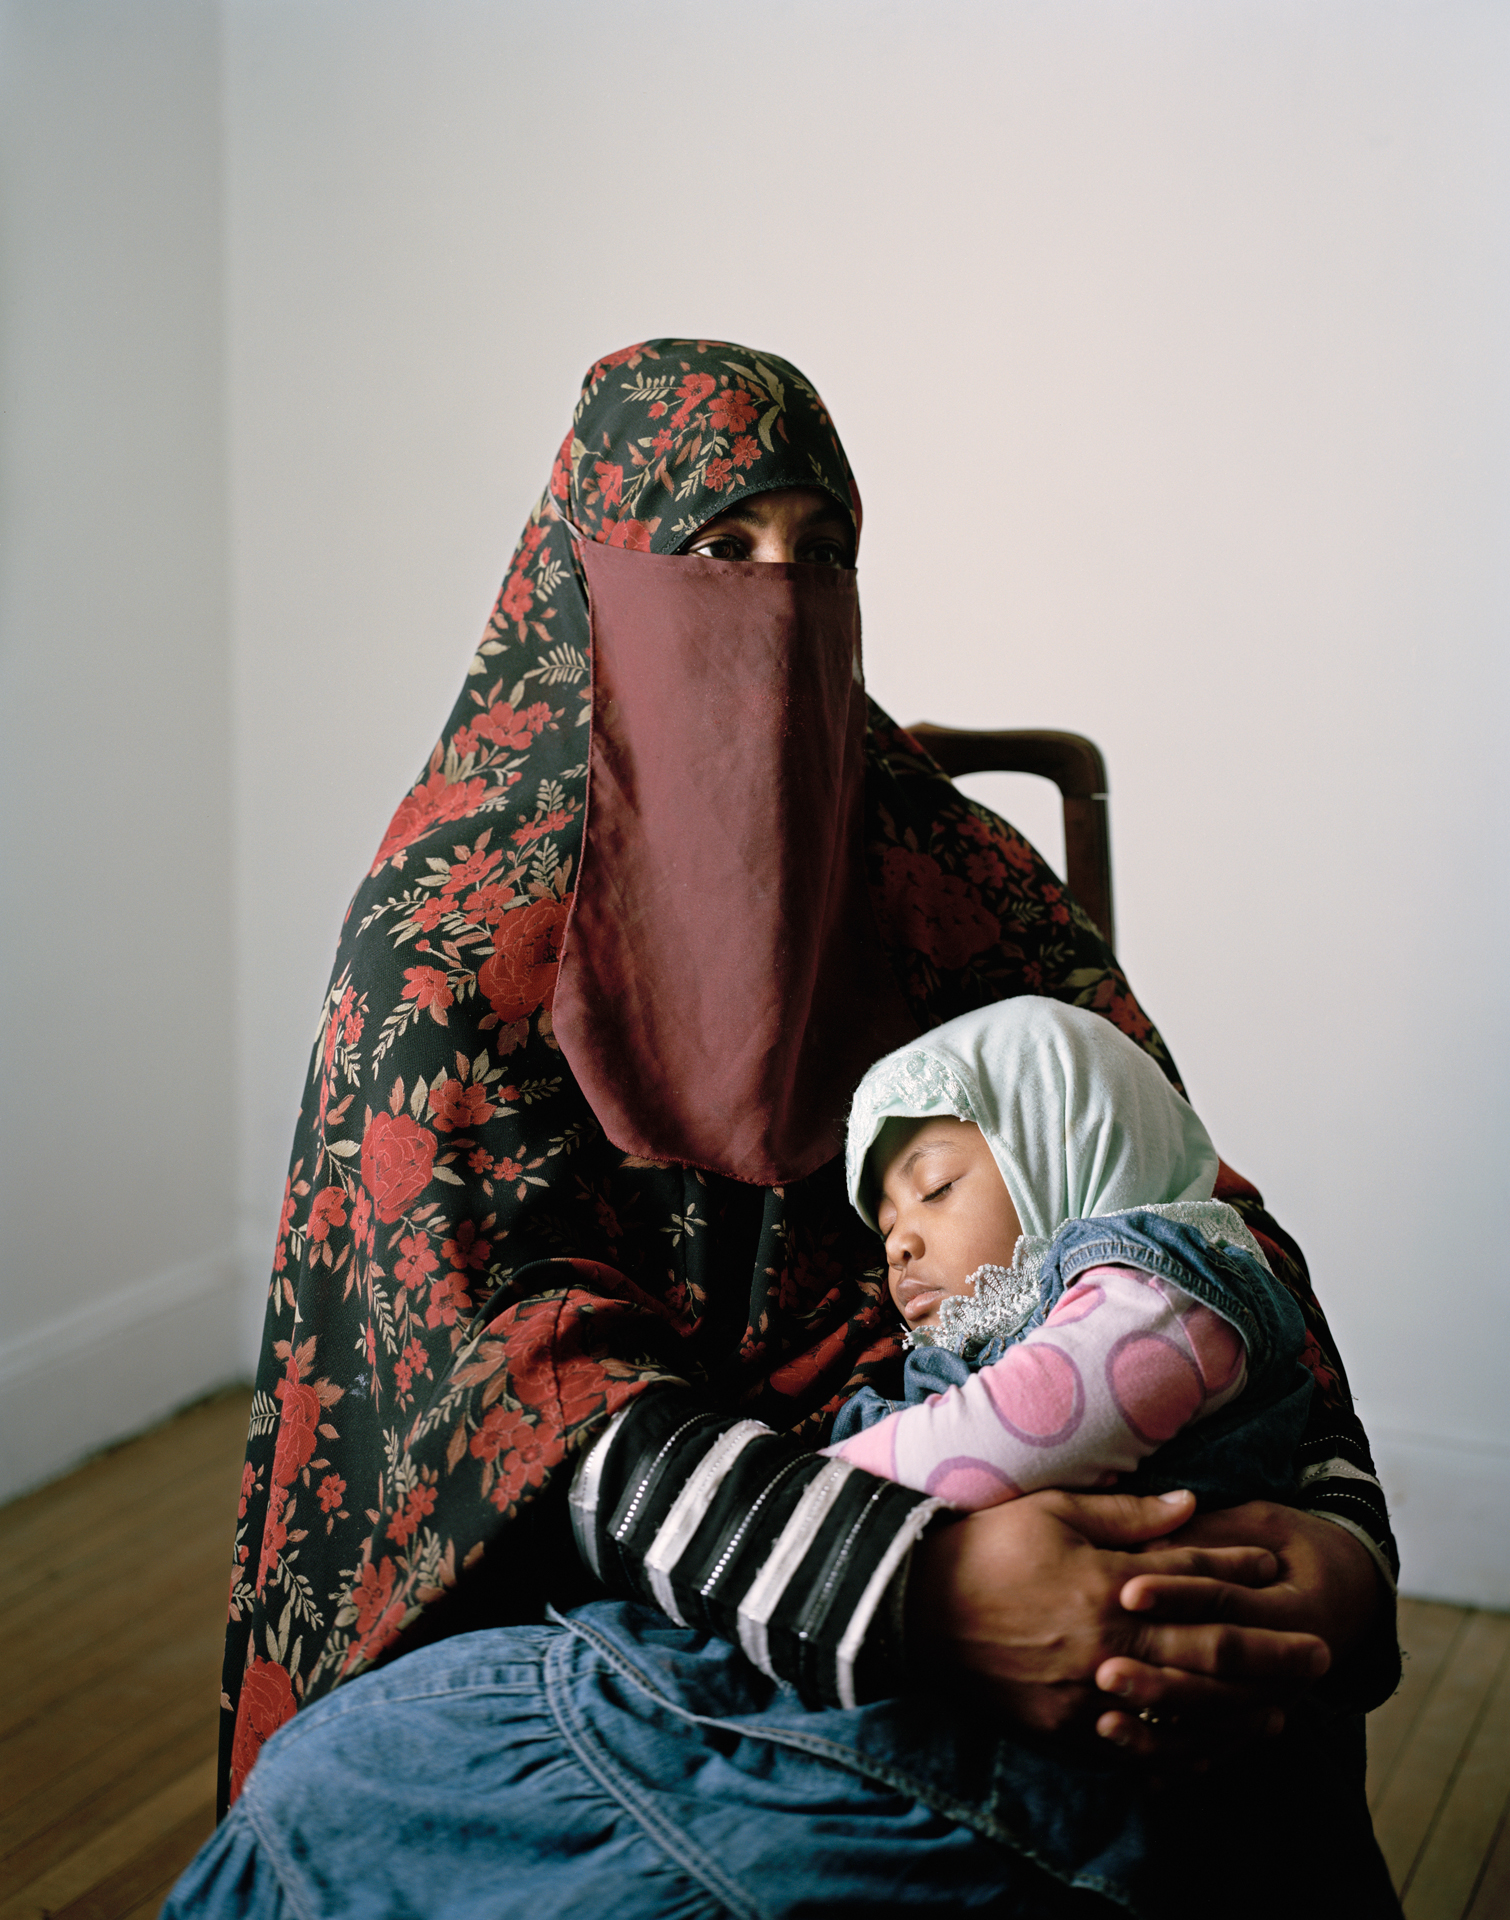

{"left": 0, "top": 1391, "right": 249, "bottom": 1920}
{"left": 1368, "top": 1597, "right": 1510, "bottom": 1917}
{"left": 2, "top": 1390, "right": 1508, "bottom": 1918}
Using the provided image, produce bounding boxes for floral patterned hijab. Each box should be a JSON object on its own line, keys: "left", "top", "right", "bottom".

{"left": 546, "top": 340, "right": 861, "bottom": 551}
{"left": 221, "top": 339, "right": 1174, "bottom": 1810}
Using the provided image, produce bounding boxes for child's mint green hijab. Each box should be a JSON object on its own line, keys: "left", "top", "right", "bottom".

{"left": 847, "top": 997, "right": 1219, "bottom": 1236}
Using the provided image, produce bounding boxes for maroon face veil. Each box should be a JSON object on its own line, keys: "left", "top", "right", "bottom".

{"left": 553, "top": 539, "right": 918, "bottom": 1184}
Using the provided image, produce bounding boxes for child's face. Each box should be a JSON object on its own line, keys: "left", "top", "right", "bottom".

{"left": 875, "top": 1118, "right": 1023, "bottom": 1330}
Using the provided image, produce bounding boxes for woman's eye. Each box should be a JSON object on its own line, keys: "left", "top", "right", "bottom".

{"left": 922, "top": 1181, "right": 954, "bottom": 1204}
{"left": 802, "top": 539, "right": 851, "bottom": 567}
{"left": 690, "top": 535, "right": 744, "bottom": 561}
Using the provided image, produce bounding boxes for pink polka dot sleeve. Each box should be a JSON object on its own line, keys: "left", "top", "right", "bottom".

{"left": 825, "top": 1267, "right": 1248, "bottom": 1509}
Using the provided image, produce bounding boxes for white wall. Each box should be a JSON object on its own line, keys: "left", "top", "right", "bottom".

{"left": 222, "top": 0, "right": 1510, "bottom": 1603}
{"left": 0, "top": 0, "right": 240, "bottom": 1496}
{"left": 5, "top": 2, "right": 1507, "bottom": 1604}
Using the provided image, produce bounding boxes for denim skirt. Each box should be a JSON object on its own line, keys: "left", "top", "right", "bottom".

{"left": 166, "top": 1604, "right": 1128, "bottom": 1920}
{"left": 166, "top": 1601, "right": 1395, "bottom": 1920}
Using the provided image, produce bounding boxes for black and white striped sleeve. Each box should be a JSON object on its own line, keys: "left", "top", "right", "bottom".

{"left": 568, "top": 1384, "right": 944, "bottom": 1708}
{"left": 1295, "top": 1413, "right": 1399, "bottom": 1592}
{"left": 1217, "top": 1185, "right": 1401, "bottom": 1707}
{"left": 1291, "top": 1398, "right": 1402, "bottom": 1710}
{"left": 1288, "top": 1384, "right": 1402, "bottom": 1712}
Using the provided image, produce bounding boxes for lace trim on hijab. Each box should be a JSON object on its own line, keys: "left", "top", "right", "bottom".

{"left": 909, "top": 1200, "right": 1269, "bottom": 1359}
{"left": 866, "top": 1047, "right": 977, "bottom": 1128}
{"left": 907, "top": 1239, "right": 1051, "bottom": 1355}
{"left": 846, "top": 1049, "right": 980, "bottom": 1222}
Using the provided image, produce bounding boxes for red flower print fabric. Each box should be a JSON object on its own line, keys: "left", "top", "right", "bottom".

{"left": 360, "top": 1113, "right": 436, "bottom": 1224}
{"left": 227, "top": 1657, "right": 296, "bottom": 1807}
{"left": 220, "top": 339, "right": 1350, "bottom": 1811}
{"left": 477, "top": 895, "right": 569, "bottom": 1024}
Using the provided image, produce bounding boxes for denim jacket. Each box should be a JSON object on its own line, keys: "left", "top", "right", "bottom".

{"left": 831, "top": 1209, "right": 1313, "bottom": 1510}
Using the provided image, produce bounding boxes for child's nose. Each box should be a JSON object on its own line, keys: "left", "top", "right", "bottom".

{"left": 884, "top": 1219, "right": 923, "bottom": 1267}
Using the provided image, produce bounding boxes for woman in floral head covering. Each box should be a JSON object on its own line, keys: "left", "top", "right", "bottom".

{"left": 202, "top": 341, "right": 1399, "bottom": 1916}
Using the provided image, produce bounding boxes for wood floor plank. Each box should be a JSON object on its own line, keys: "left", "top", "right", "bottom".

{"left": 0, "top": 1581, "right": 223, "bottom": 1775}
{"left": 1405, "top": 1623, "right": 1510, "bottom": 1920}
{"left": 47, "top": 1806, "right": 213, "bottom": 1920}
{"left": 1467, "top": 1808, "right": 1510, "bottom": 1920}
{"left": 0, "top": 1391, "right": 246, "bottom": 1919}
{"left": 0, "top": 1563, "right": 231, "bottom": 1745}
{"left": 0, "top": 1397, "right": 250, "bottom": 1623}
{"left": 0, "top": 1693, "right": 217, "bottom": 1889}
{"left": 4, "top": 1452, "right": 241, "bottom": 1642}
{"left": 0, "top": 1605, "right": 220, "bottom": 1782}
{"left": 0, "top": 1756, "right": 214, "bottom": 1920}
{"left": 3, "top": 1599, "right": 227, "bottom": 1775}
{"left": 118, "top": 1886, "right": 184, "bottom": 1920}
{"left": 1375, "top": 1611, "right": 1510, "bottom": 1898}
{"left": 5, "top": 1519, "right": 233, "bottom": 1674}
{"left": 0, "top": 1416, "right": 241, "bottom": 1827}
{"left": 119, "top": 1889, "right": 181, "bottom": 1920}
{"left": 0, "top": 1393, "right": 250, "bottom": 1581}
{"left": 0, "top": 1446, "right": 242, "bottom": 1623}
{"left": 1370, "top": 1601, "right": 1471, "bottom": 1810}
{"left": 0, "top": 1611, "right": 225, "bottom": 1816}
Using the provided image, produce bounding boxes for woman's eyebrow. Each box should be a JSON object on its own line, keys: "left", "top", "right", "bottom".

{"left": 708, "top": 501, "right": 849, "bottom": 532}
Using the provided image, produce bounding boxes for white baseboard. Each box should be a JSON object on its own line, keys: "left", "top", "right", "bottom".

{"left": 1373, "top": 1430, "right": 1510, "bottom": 1610}
{"left": 0, "top": 1250, "right": 249, "bottom": 1504}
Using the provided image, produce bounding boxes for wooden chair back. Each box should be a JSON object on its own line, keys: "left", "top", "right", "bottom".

{"left": 907, "top": 724, "right": 1116, "bottom": 951}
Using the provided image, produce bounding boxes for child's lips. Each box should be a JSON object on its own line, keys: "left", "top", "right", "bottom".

{"left": 896, "top": 1277, "right": 946, "bottom": 1324}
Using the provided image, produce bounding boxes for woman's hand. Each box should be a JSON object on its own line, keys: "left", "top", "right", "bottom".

{"left": 1092, "top": 1501, "right": 1385, "bottom": 1756}
{"left": 908, "top": 1487, "right": 1328, "bottom": 1740}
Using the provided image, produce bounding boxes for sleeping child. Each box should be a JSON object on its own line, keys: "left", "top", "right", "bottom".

{"left": 824, "top": 996, "right": 1314, "bottom": 1515}
{"left": 551, "top": 995, "right": 1363, "bottom": 1916}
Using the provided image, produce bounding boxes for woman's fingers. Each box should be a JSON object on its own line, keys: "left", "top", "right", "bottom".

{"left": 1090, "top": 1639, "right": 1310, "bottom": 1764}
{"left": 1119, "top": 1570, "right": 1280, "bottom": 1619}
{"left": 1094, "top": 1641, "right": 1292, "bottom": 1760}
{"left": 1127, "top": 1545, "right": 1278, "bottom": 1590}
{"left": 910, "top": 1491, "right": 1226, "bottom": 1711}
{"left": 1105, "top": 1621, "right": 1330, "bottom": 1692}
{"left": 1169, "top": 1507, "right": 1386, "bottom": 1663}
{"left": 1046, "top": 1486, "right": 1196, "bottom": 1547}
{"left": 1060, "top": 1500, "right": 1370, "bottom": 1765}
{"left": 1095, "top": 1656, "right": 1245, "bottom": 1712}
{"left": 1095, "top": 1703, "right": 1285, "bottom": 1762}
{"left": 1089, "top": 1630, "right": 1323, "bottom": 1761}
{"left": 914, "top": 1490, "right": 1332, "bottom": 1753}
